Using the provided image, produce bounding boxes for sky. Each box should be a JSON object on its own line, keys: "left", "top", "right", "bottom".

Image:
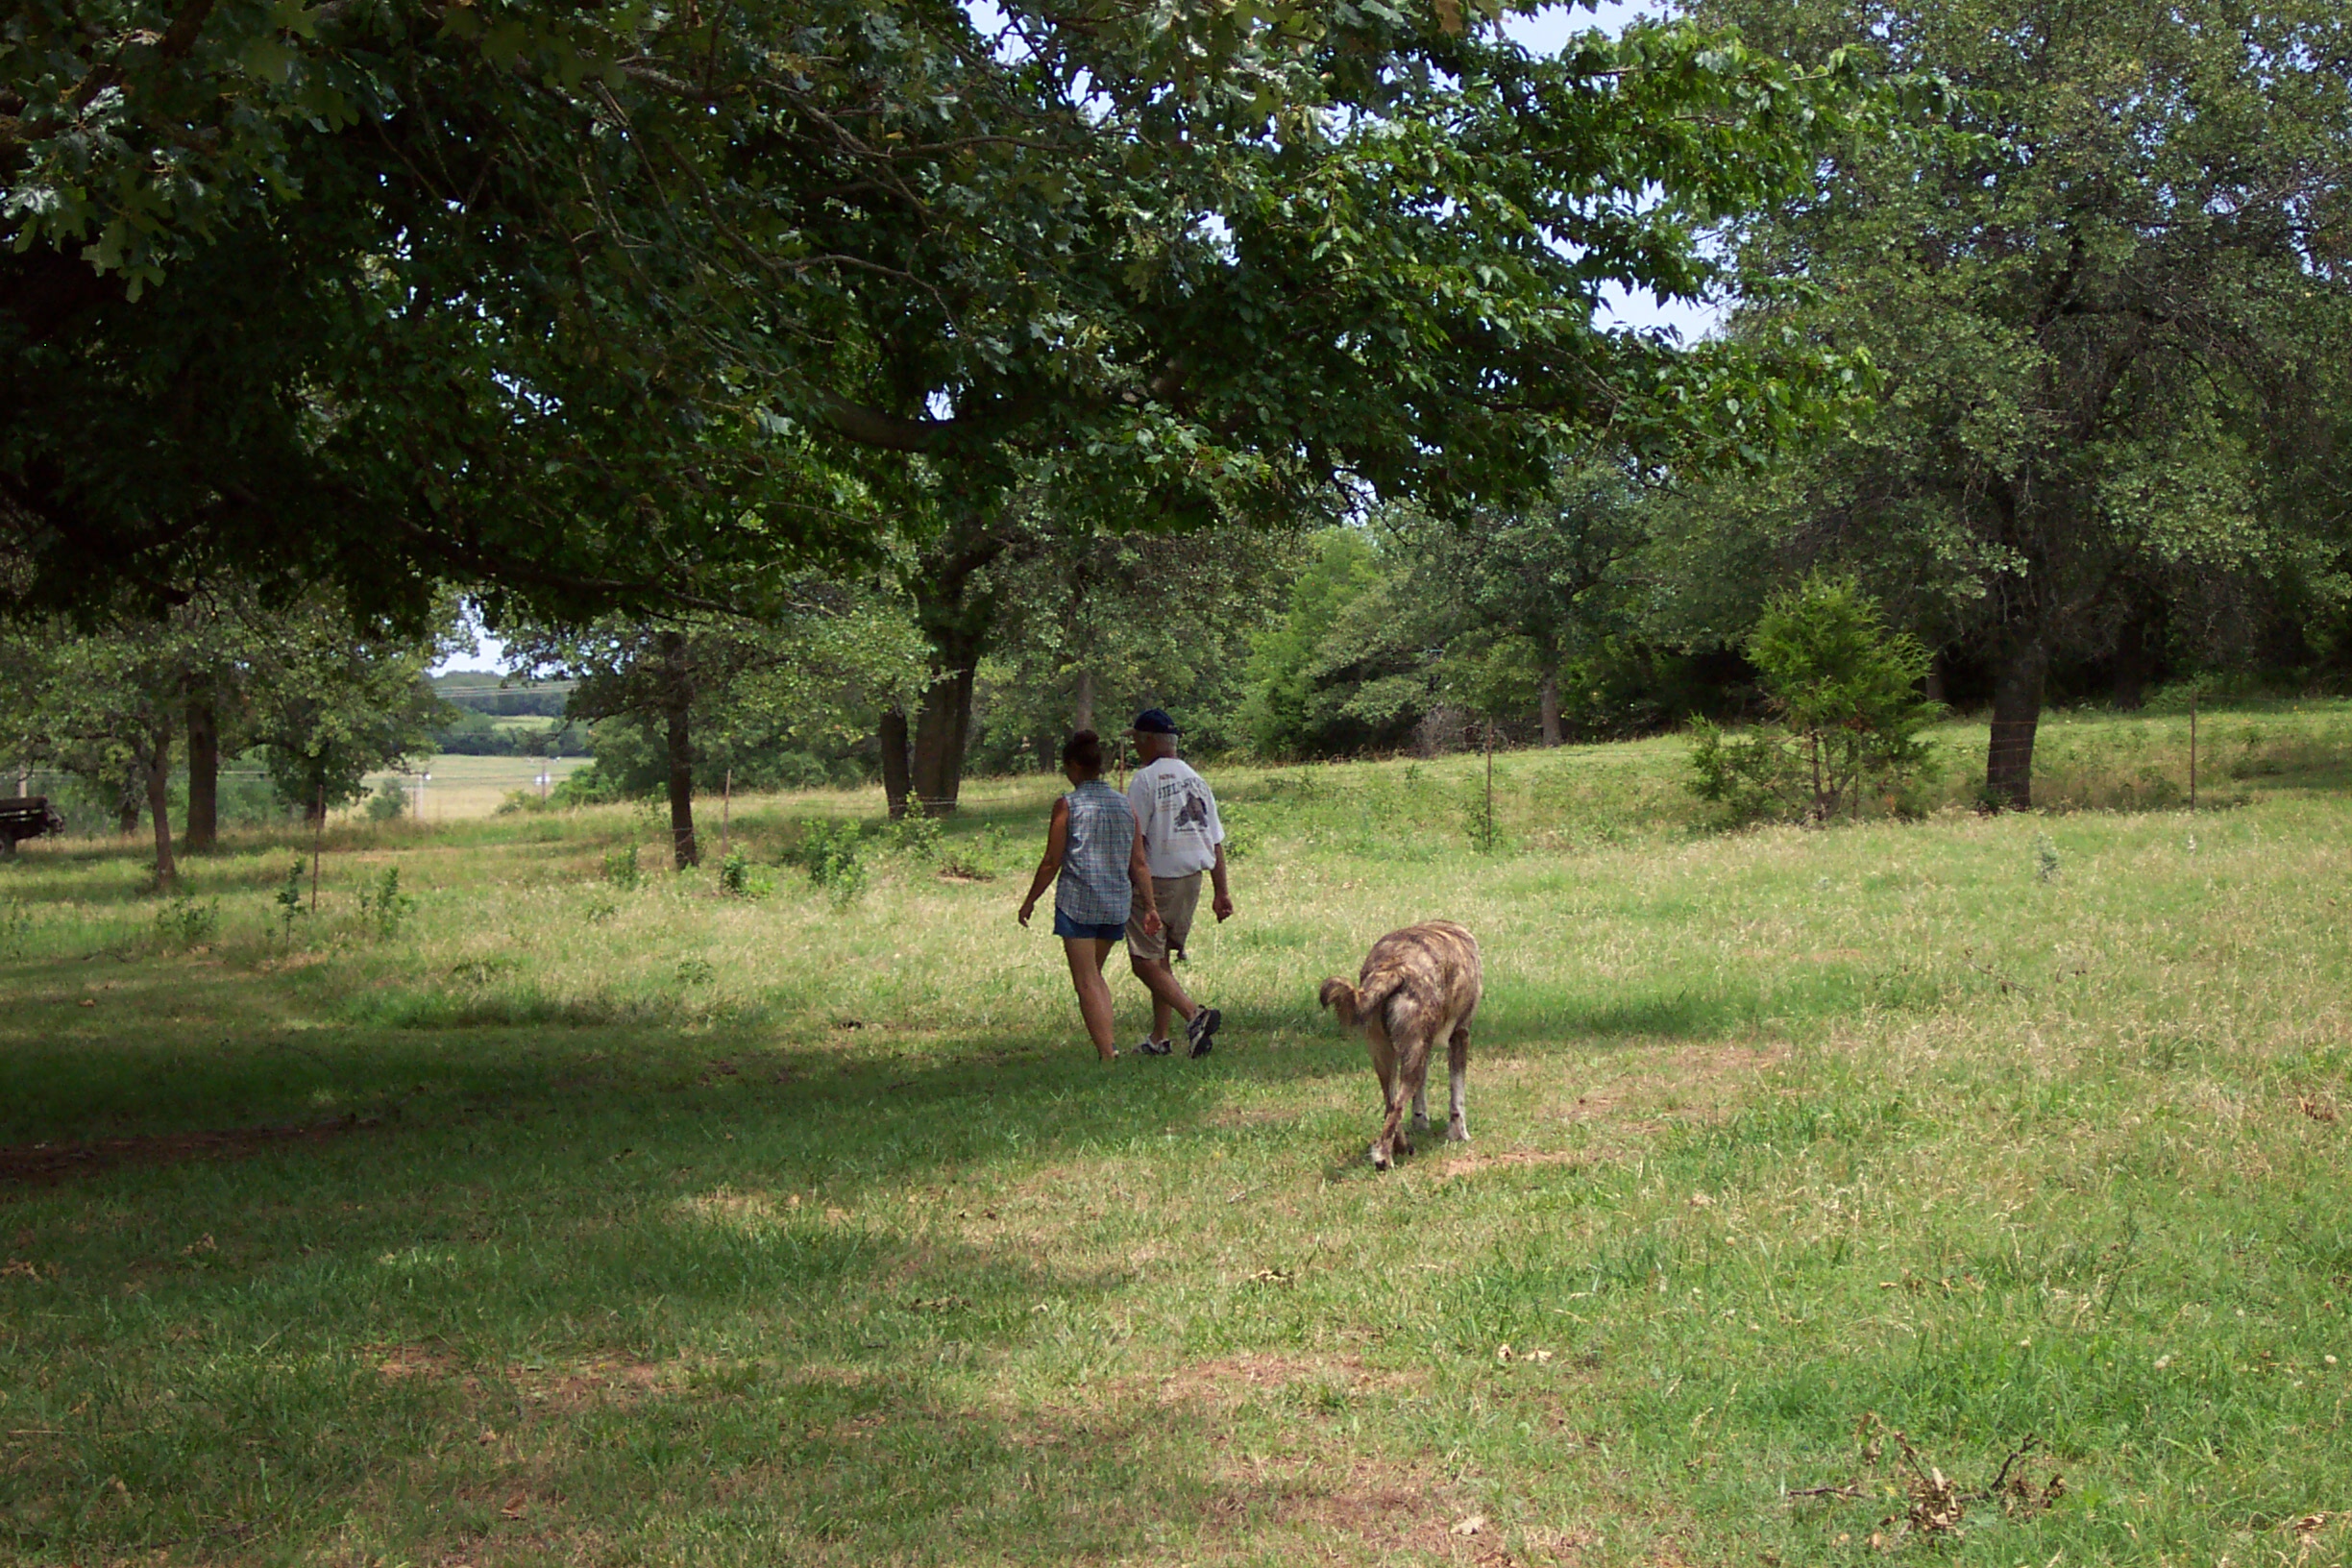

{"left": 436, "top": 611, "right": 506, "bottom": 674}
{"left": 1503, "top": 2, "right": 1721, "bottom": 344}
{"left": 433, "top": 2, "right": 1704, "bottom": 677}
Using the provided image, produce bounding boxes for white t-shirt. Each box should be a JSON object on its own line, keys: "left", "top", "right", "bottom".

{"left": 1127, "top": 756, "right": 1223, "bottom": 879}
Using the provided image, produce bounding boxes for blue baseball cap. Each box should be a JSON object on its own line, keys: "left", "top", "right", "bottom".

{"left": 1131, "top": 708, "right": 1180, "bottom": 734}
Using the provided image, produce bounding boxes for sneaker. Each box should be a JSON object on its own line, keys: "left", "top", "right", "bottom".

{"left": 1135, "top": 1037, "right": 1173, "bottom": 1057}
{"left": 1186, "top": 1006, "right": 1221, "bottom": 1059}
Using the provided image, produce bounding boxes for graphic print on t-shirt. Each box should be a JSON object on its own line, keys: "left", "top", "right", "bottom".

{"left": 1130, "top": 757, "right": 1222, "bottom": 879}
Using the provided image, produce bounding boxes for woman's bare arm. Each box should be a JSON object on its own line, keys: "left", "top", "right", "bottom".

{"left": 1017, "top": 797, "right": 1069, "bottom": 925}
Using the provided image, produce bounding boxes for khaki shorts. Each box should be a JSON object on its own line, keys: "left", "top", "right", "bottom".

{"left": 1127, "top": 872, "right": 1201, "bottom": 962}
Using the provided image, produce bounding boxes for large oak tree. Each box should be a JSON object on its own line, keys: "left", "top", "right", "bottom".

{"left": 10, "top": 2, "right": 1882, "bottom": 805}
{"left": 1692, "top": 0, "right": 2352, "bottom": 807}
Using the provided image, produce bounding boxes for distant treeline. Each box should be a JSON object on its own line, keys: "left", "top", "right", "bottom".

{"left": 432, "top": 676, "right": 575, "bottom": 719}
{"left": 431, "top": 707, "right": 585, "bottom": 756}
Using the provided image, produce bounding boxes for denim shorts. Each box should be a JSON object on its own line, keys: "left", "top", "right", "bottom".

{"left": 1052, "top": 911, "right": 1127, "bottom": 943}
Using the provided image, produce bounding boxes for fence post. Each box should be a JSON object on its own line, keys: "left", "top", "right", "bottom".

{"left": 1484, "top": 721, "right": 1495, "bottom": 850}
{"left": 309, "top": 784, "right": 325, "bottom": 913}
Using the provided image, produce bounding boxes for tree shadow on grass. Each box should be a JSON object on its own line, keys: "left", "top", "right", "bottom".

{"left": 0, "top": 958, "right": 1810, "bottom": 1190}
{"left": 1, "top": 1154, "right": 1488, "bottom": 1566}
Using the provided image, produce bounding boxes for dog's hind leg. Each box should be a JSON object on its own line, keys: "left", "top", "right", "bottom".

{"left": 1410, "top": 1078, "right": 1430, "bottom": 1137}
{"left": 1379, "top": 1031, "right": 1432, "bottom": 1167}
{"left": 1445, "top": 1021, "right": 1473, "bottom": 1142}
{"left": 1365, "top": 1029, "right": 1400, "bottom": 1169}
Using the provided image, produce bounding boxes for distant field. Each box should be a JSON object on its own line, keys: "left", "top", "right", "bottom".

{"left": 362, "top": 753, "right": 590, "bottom": 820}
{"left": 3, "top": 704, "right": 2350, "bottom": 1567}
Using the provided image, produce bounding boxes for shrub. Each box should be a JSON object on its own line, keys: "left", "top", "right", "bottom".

{"left": 885, "top": 812, "right": 943, "bottom": 862}
{"left": 364, "top": 780, "right": 406, "bottom": 822}
{"left": 1689, "top": 574, "right": 1941, "bottom": 826}
{"left": 551, "top": 766, "right": 624, "bottom": 808}
{"left": 155, "top": 895, "right": 219, "bottom": 947}
{"left": 795, "top": 820, "right": 868, "bottom": 907}
{"left": 1459, "top": 776, "right": 1509, "bottom": 854}
{"left": 357, "top": 865, "right": 417, "bottom": 939}
{"left": 273, "top": 859, "right": 307, "bottom": 942}
{"left": 603, "top": 845, "right": 642, "bottom": 890}
{"left": 937, "top": 823, "right": 1005, "bottom": 881}
{"left": 718, "top": 848, "right": 772, "bottom": 898}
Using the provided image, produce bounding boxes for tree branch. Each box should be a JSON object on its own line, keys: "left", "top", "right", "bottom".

{"left": 811, "top": 394, "right": 959, "bottom": 453}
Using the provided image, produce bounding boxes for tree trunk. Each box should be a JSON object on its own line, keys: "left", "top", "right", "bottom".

{"left": 666, "top": 704, "right": 698, "bottom": 868}
{"left": 879, "top": 708, "right": 912, "bottom": 820}
{"left": 116, "top": 772, "right": 141, "bottom": 836}
{"left": 304, "top": 778, "right": 327, "bottom": 823}
{"left": 660, "top": 631, "right": 698, "bottom": 868}
{"left": 1923, "top": 650, "right": 1948, "bottom": 708}
{"left": 909, "top": 663, "right": 978, "bottom": 817}
{"left": 2112, "top": 620, "right": 2155, "bottom": 711}
{"left": 1538, "top": 667, "right": 1563, "bottom": 747}
{"left": 1073, "top": 668, "right": 1095, "bottom": 735}
{"left": 144, "top": 726, "right": 177, "bottom": 889}
{"left": 903, "top": 519, "right": 1005, "bottom": 817}
{"left": 1986, "top": 634, "right": 2048, "bottom": 811}
{"left": 184, "top": 694, "right": 219, "bottom": 852}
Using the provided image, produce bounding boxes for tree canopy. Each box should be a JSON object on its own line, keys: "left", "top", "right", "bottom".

{"left": 6, "top": 0, "right": 1883, "bottom": 630}
{"left": 1683, "top": 0, "right": 2352, "bottom": 805}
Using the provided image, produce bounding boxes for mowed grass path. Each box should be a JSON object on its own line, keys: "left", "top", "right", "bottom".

{"left": 2, "top": 708, "right": 2349, "bottom": 1566}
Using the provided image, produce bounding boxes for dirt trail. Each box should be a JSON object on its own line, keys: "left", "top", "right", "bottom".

{"left": 0, "top": 1117, "right": 374, "bottom": 1189}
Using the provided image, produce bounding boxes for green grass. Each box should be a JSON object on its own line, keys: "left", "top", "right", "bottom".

{"left": 2, "top": 707, "right": 2349, "bottom": 1566}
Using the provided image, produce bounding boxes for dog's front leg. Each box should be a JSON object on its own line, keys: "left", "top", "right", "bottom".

{"left": 1446, "top": 1024, "right": 1472, "bottom": 1143}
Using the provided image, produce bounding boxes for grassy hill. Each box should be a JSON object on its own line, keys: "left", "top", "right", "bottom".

{"left": 1, "top": 706, "right": 2347, "bottom": 1565}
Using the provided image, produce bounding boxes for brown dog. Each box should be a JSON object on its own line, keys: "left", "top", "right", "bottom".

{"left": 1318, "top": 921, "right": 1481, "bottom": 1169}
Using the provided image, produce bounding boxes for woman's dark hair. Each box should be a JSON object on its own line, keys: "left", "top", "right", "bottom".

{"left": 1062, "top": 729, "right": 1104, "bottom": 772}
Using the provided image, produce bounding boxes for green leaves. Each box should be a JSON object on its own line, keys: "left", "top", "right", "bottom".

{"left": 1674, "top": 0, "right": 2352, "bottom": 803}
{"left": 8, "top": 0, "right": 1882, "bottom": 625}
{"left": 1689, "top": 573, "right": 1941, "bottom": 825}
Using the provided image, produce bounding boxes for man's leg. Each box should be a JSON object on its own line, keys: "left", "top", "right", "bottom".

{"left": 1129, "top": 951, "right": 1197, "bottom": 1043}
{"left": 1129, "top": 873, "right": 1205, "bottom": 1046}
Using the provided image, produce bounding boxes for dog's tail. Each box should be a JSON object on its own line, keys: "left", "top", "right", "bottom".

{"left": 1319, "top": 973, "right": 1407, "bottom": 1030}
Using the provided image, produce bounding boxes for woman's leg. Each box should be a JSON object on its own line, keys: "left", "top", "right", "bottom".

{"left": 1064, "top": 937, "right": 1119, "bottom": 1059}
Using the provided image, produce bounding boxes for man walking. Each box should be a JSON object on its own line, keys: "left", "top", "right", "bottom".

{"left": 1123, "top": 708, "right": 1234, "bottom": 1057}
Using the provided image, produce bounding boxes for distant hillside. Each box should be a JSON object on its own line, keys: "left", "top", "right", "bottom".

{"left": 432, "top": 673, "right": 577, "bottom": 719}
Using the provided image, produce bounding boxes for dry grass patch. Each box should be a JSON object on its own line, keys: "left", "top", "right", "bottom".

{"left": 1436, "top": 1147, "right": 1592, "bottom": 1178}
{"left": 369, "top": 1343, "right": 681, "bottom": 1411}
{"left": 505, "top": 1356, "right": 673, "bottom": 1409}
{"left": 373, "top": 1342, "right": 461, "bottom": 1383}
{"left": 1205, "top": 1451, "right": 1585, "bottom": 1566}
{"left": 1548, "top": 1042, "right": 1789, "bottom": 1139}
{"left": 0, "top": 1115, "right": 376, "bottom": 1188}
{"left": 674, "top": 1184, "right": 802, "bottom": 1225}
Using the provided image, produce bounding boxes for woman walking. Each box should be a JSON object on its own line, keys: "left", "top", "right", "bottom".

{"left": 1017, "top": 731, "right": 1161, "bottom": 1061}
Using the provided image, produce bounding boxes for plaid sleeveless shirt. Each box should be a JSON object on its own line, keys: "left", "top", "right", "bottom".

{"left": 1055, "top": 779, "right": 1136, "bottom": 927}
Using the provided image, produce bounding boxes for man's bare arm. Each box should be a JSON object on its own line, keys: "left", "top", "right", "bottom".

{"left": 1130, "top": 826, "right": 1163, "bottom": 934}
